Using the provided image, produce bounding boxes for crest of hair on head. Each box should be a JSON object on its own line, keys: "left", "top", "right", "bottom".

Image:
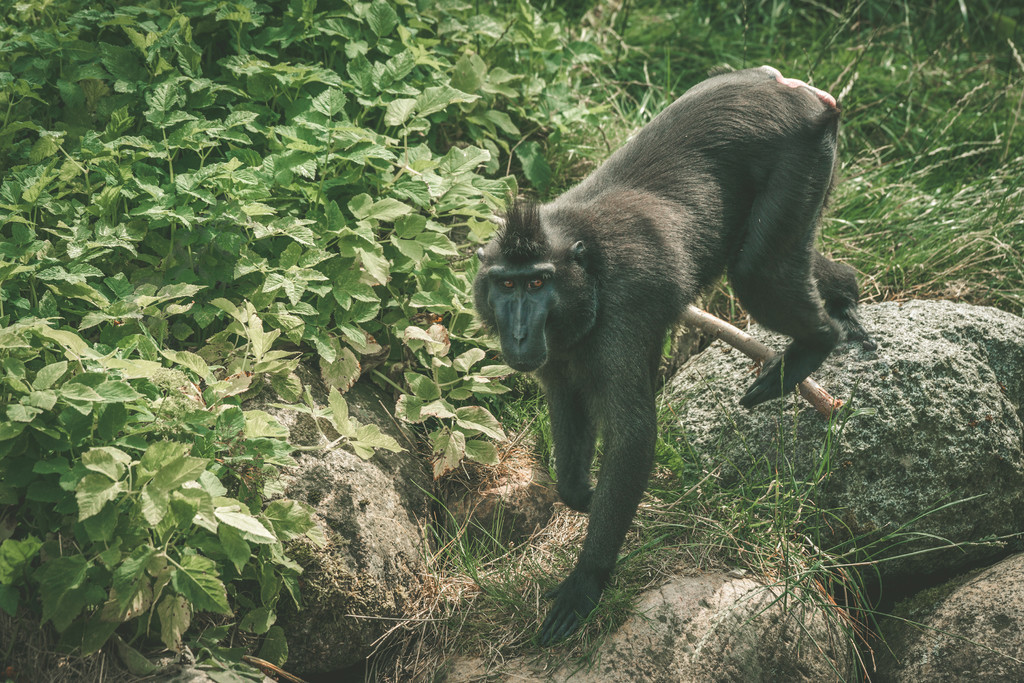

{"left": 498, "top": 200, "right": 548, "bottom": 262}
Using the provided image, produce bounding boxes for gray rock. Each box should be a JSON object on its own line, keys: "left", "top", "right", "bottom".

{"left": 253, "top": 371, "right": 432, "bottom": 675}
{"left": 875, "top": 552, "right": 1024, "bottom": 682}
{"left": 441, "top": 571, "right": 854, "bottom": 682}
{"left": 666, "top": 300, "right": 1024, "bottom": 582}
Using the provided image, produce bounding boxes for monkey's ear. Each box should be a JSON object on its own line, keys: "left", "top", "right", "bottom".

{"left": 476, "top": 247, "right": 486, "bottom": 261}
{"left": 571, "top": 240, "right": 587, "bottom": 265}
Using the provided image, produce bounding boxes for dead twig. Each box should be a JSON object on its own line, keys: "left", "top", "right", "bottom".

{"left": 681, "top": 306, "right": 842, "bottom": 418}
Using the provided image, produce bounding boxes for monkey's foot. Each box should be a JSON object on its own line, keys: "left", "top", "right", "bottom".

{"left": 740, "top": 344, "right": 831, "bottom": 408}
{"left": 538, "top": 571, "right": 604, "bottom": 646}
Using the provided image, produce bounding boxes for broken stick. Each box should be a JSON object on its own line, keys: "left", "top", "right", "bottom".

{"left": 681, "top": 306, "right": 842, "bottom": 417}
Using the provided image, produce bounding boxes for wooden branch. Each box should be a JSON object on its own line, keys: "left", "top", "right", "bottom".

{"left": 681, "top": 306, "right": 842, "bottom": 417}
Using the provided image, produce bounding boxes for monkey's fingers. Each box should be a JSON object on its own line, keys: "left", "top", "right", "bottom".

{"left": 538, "top": 572, "right": 603, "bottom": 646}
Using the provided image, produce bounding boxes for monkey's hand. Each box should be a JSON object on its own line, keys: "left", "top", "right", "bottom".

{"left": 557, "top": 483, "right": 593, "bottom": 513}
{"left": 538, "top": 570, "right": 604, "bottom": 645}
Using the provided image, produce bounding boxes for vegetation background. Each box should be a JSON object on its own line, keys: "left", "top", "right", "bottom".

{"left": 0, "top": 0, "right": 1021, "bottom": 679}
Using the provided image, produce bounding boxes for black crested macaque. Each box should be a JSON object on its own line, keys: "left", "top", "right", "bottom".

{"left": 473, "top": 66, "right": 875, "bottom": 645}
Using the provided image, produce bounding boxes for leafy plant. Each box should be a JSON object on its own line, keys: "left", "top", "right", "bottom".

{"left": 0, "top": 0, "right": 600, "bottom": 670}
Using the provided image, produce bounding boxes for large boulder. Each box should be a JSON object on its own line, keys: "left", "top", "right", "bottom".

{"left": 252, "top": 371, "right": 432, "bottom": 675}
{"left": 441, "top": 571, "right": 855, "bottom": 682}
{"left": 666, "top": 300, "right": 1024, "bottom": 582}
{"left": 875, "top": 552, "right": 1024, "bottom": 682}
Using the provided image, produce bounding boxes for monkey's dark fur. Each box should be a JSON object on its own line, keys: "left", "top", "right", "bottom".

{"left": 473, "top": 66, "right": 875, "bottom": 645}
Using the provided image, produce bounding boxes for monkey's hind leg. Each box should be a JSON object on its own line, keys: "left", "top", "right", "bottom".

{"left": 730, "top": 159, "right": 842, "bottom": 408}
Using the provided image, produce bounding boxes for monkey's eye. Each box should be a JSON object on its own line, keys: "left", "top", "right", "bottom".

{"left": 528, "top": 279, "right": 544, "bottom": 290}
{"left": 501, "top": 280, "right": 515, "bottom": 289}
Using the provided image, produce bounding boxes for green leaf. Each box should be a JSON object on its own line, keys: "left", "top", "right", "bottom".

{"left": 385, "top": 98, "right": 417, "bottom": 127}
{"left": 92, "top": 380, "right": 142, "bottom": 402}
{"left": 516, "top": 140, "right": 552, "bottom": 192}
{"left": 367, "top": 0, "right": 399, "bottom": 37}
{"left": 243, "top": 410, "right": 289, "bottom": 439}
{"left": 452, "top": 52, "right": 487, "bottom": 93}
{"left": 328, "top": 388, "right": 354, "bottom": 437}
{"left": 320, "top": 346, "right": 360, "bottom": 392}
{"left": 404, "top": 372, "right": 440, "bottom": 401}
{"left": 38, "top": 555, "right": 92, "bottom": 631}
{"left": 172, "top": 554, "right": 230, "bottom": 614}
{"left": 218, "top": 525, "right": 250, "bottom": 574}
{"left": 33, "top": 361, "right": 68, "bottom": 390}
{"left": 150, "top": 454, "right": 208, "bottom": 492}
{"left": 157, "top": 594, "right": 191, "bottom": 650}
{"left": 162, "top": 349, "right": 212, "bottom": 381}
{"left": 240, "top": 606, "right": 275, "bottom": 634}
{"left": 453, "top": 348, "right": 486, "bottom": 373}
{"left": 214, "top": 506, "right": 277, "bottom": 544}
{"left": 415, "top": 85, "right": 478, "bottom": 117}
{"left": 353, "top": 422, "right": 402, "bottom": 458}
{"left": 82, "top": 447, "right": 130, "bottom": 481}
{"left": 454, "top": 406, "right": 506, "bottom": 440}
{"left": 76, "top": 474, "right": 123, "bottom": 520}
{"left": 465, "top": 439, "right": 500, "bottom": 464}
{"left": 263, "top": 500, "right": 318, "bottom": 542}
{"left": 0, "top": 535, "right": 42, "bottom": 584}
{"left": 114, "top": 635, "right": 159, "bottom": 676}
{"left": 60, "top": 383, "right": 105, "bottom": 403}
{"left": 433, "top": 429, "right": 466, "bottom": 478}
{"left": 258, "top": 625, "right": 288, "bottom": 667}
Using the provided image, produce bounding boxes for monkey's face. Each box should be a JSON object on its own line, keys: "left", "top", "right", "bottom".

{"left": 477, "top": 260, "right": 556, "bottom": 372}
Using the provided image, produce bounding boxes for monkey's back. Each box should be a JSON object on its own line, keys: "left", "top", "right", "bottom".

{"left": 548, "top": 67, "right": 840, "bottom": 313}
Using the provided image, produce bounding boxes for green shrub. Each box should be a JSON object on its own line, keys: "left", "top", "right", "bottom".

{"left": 0, "top": 0, "right": 598, "bottom": 667}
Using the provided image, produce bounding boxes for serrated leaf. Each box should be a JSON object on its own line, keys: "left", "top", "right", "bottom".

{"left": 38, "top": 555, "right": 90, "bottom": 631}
{"left": 415, "top": 85, "right": 478, "bottom": 117}
{"left": 76, "top": 474, "right": 123, "bottom": 520}
{"left": 157, "top": 594, "right": 191, "bottom": 650}
{"left": 82, "top": 447, "right": 130, "bottom": 480}
{"left": 432, "top": 429, "right": 466, "bottom": 478}
{"left": 328, "top": 387, "right": 354, "bottom": 437}
{"left": 353, "top": 422, "right": 402, "bottom": 456}
{"left": 453, "top": 348, "right": 486, "bottom": 373}
{"left": 320, "top": 346, "right": 360, "bottom": 392}
{"left": 243, "top": 410, "right": 289, "bottom": 439}
{"left": 172, "top": 554, "right": 230, "bottom": 614}
{"left": 218, "top": 525, "right": 250, "bottom": 574}
{"left": 465, "top": 439, "right": 499, "bottom": 464}
{"left": 0, "top": 536, "right": 42, "bottom": 584}
{"left": 215, "top": 507, "right": 277, "bottom": 544}
{"left": 259, "top": 625, "right": 288, "bottom": 667}
{"left": 114, "top": 634, "right": 159, "bottom": 676}
{"left": 404, "top": 372, "right": 440, "bottom": 401}
{"left": 311, "top": 87, "right": 346, "bottom": 117}
{"left": 94, "top": 380, "right": 142, "bottom": 402}
{"left": 263, "top": 499, "right": 318, "bottom": 542}
{"left": 162, "top": 349, "right": 212, "bottom": 381}
{"left": 367, "top": 0, "right": 398, "bottom": 37}
{"left": 384, "top": 98, "right": 417, "bottom": 126}
{"left": 240, "top": 606, "right": 275, "bottom": 634}
{"left": 454, "top": 406, "right": 506, "bottom": 440}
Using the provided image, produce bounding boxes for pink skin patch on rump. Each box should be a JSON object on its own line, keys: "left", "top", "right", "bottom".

{"left": 759, "top": 65, "right": 837, "bottom": 108}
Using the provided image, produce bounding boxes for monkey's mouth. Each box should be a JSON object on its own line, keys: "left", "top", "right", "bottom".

{"left": 504, "top": 352, "right": 546, "bottom": 373}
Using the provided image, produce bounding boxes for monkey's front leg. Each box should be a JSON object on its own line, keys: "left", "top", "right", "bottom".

{"left": 539, "top": 389, "right": 656, "bottom": 645}
{"left": 544, "top": 376, "right": 597, "bottom": 513}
